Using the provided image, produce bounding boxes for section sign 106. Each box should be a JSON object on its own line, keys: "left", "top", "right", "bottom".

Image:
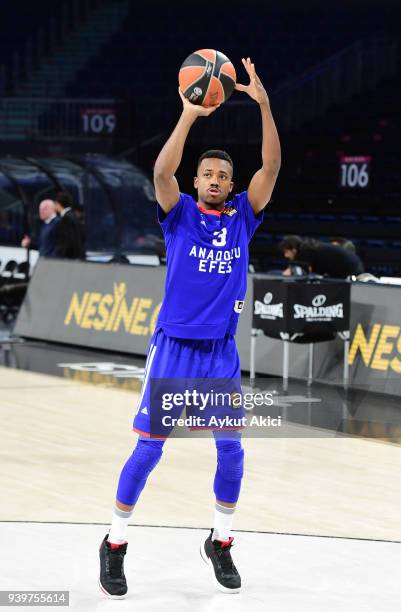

{"left": 339, "top": 155, "right": 371, "bottom": 188}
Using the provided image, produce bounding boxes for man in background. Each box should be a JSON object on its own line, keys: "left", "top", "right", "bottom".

{"left": 54, "top": 191, "right": 85, "bottom": 260}
{"left": 279, "top": 235, "right": 364, "bottom": 278}
{"left": 21, "top": 199, "right": 59, "bottom": 256}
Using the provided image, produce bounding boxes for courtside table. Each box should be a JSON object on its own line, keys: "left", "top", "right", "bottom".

{"left": 249, "top": 276, "right": 351, "bottom": 386}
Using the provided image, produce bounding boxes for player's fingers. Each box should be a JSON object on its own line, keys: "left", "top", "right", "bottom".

{"left": 205, "top": 102, "right": 221, "bottom": 112}
{"left": 242, "top": 57, "right": 252, "bottom": 77}
{"left": 249, "top": 60, "right": 256, "bottom": 81}
{"left": 234, "top": 83, "right": 247, "bottom": 91}
{"left": 205, "top": 105, "right": 220, "bottom": 115}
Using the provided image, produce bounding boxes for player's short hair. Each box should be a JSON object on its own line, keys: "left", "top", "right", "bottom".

{"left": 197, "top": 149, "right": 234, "bottom": 173}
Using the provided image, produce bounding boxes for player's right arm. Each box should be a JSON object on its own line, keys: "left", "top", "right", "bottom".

{"left": 154, "top": 90, "right": 220, "bottom": 213}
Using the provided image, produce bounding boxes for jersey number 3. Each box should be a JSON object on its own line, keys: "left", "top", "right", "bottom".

{"left": 212, "top": 227, "right": 227, "bottom": 247}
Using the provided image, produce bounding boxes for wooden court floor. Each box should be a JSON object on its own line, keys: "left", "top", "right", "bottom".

{"left": 1, "top": 365, "right": 400, "bottom": 542}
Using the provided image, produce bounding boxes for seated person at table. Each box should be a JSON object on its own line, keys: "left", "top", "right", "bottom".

{"left": 330, "top": 236, "right": 357, "bottom": 253}
{"left": 279, "top": 235, "right": 364, "bottom": 279}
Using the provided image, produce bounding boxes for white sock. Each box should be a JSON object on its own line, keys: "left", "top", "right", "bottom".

{"left": 212, "top": 502, "right": 235, "bottom": 541}
{"left": 108, "top": 505, "right": 133, "bottom": 545}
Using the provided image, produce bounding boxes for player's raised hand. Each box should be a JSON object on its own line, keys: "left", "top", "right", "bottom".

{"left": 235, "top": 57, "right": 269, "bottom": 106}
{"left": 178, "top": 88, "right": 221, "bottom": 117}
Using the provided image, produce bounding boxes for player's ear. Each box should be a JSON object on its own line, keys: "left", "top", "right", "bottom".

{"left": 229, "top": 180, "right": 234, "bottom": 193}
{"left": 194, "top": 176, "right": 199, "bottom": 188}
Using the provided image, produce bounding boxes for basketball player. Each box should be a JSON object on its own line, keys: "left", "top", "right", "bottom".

{"left": 99, "top": 57, "right": 281, "bottom": 596}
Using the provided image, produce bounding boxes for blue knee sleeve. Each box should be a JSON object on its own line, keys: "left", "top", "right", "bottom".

{"left": 116, "top": 438, "right": 164, "bottom": 506}
{"left": 213, "top": 440, "right": 244, "bottom": 504}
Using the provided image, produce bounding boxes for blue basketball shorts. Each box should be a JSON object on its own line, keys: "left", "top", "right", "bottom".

{"left": 133, "top": 327, "right": 244, "bottom": 439}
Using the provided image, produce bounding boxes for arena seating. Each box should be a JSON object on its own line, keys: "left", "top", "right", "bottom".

{"left": 66, "top": 1, "right": 393, "bottom": 125}
{"left": 0, "top": 1, "right": 59, "bottom": 65}
{"left": 243, "top": 39, "right": 401, "bottom": 276}
{"left": 1, "top": 1, "right": 400, "bottom": 276}
{"left": 75, "top": 3, "right": 394, "bottom": 91}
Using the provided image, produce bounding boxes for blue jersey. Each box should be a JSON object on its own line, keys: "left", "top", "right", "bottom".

{"left": 156, "top": 191, "right": 263, "bottom": 339}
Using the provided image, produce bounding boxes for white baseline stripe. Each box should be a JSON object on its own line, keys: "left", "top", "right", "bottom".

{"left": 135, "top": 344, "right": 157, "bottom": 415}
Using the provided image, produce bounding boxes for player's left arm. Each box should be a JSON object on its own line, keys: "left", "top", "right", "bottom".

{"left": 235, "top": 58, "right": 281, "bottom": 214}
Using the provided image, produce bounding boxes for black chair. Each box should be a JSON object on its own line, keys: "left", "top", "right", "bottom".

{"left": 1, "top": 260, "right": 18, "bottom": 278}
{"left": 15, "top": 261, "right": 30, "bottom": 279}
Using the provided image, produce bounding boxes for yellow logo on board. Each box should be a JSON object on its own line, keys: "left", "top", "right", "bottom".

{"left": 348, "top": 323, "right": 401, "bottom": 372}
{"left": 64, "top": 282, "right": 161, "bottom": 336}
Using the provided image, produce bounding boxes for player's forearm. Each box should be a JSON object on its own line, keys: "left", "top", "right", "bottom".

{"left": 154, "top": 110, "right": 196, "bottom": 179}
{"left": 259, "top": 101, "right": 281, "bottom": 173}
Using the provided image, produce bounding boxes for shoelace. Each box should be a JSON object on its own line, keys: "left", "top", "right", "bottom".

{"left": 214, "top": 540, "right": 235, "bottom": 573}
{"left": 108, "top": 547, "right": 126, "bottom": 579}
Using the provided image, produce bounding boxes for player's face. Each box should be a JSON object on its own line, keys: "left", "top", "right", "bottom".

{"left": 194, "top": 158, "right": 233, "bottom": 208}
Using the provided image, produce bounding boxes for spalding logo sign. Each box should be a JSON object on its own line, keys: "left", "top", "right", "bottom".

{"left": 312, "top": 294, "right": 327, "bottom": 307}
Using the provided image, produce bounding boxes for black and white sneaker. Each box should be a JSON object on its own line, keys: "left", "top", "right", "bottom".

{"left": 98, "top": 534, "right": 128, "bottom": 599}
{"left": 200, "top": 529, "right": 241, "bottom": 594}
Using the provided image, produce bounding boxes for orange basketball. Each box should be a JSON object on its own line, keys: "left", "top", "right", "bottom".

{"left": 178, "top": 49, "right": 236, "bottom": 107}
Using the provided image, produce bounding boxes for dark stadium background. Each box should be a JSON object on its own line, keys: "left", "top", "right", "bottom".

{"left": 0, "top": 0, "right": 400, "bottom": 274}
